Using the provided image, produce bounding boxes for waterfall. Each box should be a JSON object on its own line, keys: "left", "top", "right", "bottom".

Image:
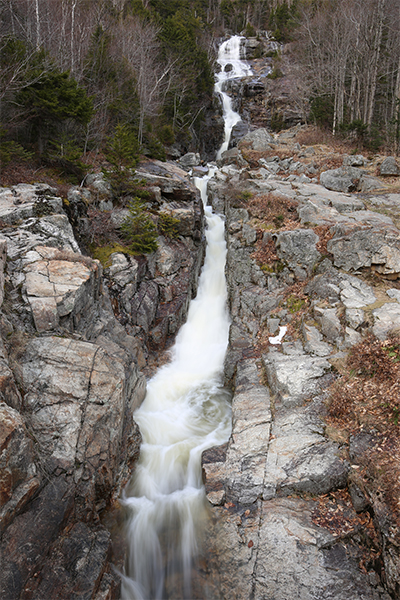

{"left": 215, "top": 36, "right": 252, "bottom": 159}
{"left": 121, "top": 36, "right": 251, "bottom": 600}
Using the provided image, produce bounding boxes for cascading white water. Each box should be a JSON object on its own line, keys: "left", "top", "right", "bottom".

{"left": 121, "top": 36, "right": 251, "bottom": 600}
{"left": 215, "top": 36, "right": 252, "bottom": 159}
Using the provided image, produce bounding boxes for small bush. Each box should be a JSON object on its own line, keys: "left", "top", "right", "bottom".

{"left": 103, "top": 124, "right": 139, "bottom": 198}
{"left": 158, "top": 212, "right": 180, "bottom": 239}
{"left": 0, "top": 140, "right": 34, "bottom": 166}
{"left": 245, "top": 23, "right": 256, "bottom": 37}
{"left": 121, "top": 197, "right": 158, "bottom": 254}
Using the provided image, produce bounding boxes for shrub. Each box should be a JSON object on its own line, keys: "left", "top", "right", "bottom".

{"left": 103, "top": 124, "right": 139, "bottom": 199}
{"left": 158, "top": 212, "right": 180, "bottom": 239}
{"left": 0, "top": 140, "right": 34, "bottom": 166}
{"left": 121, "top": 197, "right": 158, "bottom": 254}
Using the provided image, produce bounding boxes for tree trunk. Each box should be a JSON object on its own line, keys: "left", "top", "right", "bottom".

{"left": 365, "top": 0, "right": 385, "bottom": 130}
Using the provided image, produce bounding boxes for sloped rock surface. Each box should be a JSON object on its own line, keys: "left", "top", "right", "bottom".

{"left": 201, "top": 127, "right": 400, "bottom": 599}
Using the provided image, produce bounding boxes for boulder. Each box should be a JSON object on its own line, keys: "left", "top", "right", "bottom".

{"left": 327, "top": 223, "right": 400, "bottom": 276}
{"left": 339, "top": 276, "right": 376, "bottom": 308}
{"left": 85, "top": 172, "right": 112, "bottom": 197}
{"left": 320, "top": 166, "right": 367, "bottom": 193}
{"left": 178, "top": 152, "right": 201, "bottom": 169}
{"left": 379, "top": 156, "right": 399, "bottom": 176}
{"left": 372, "top": 302, "right": 400, "bottom": 339}
{"left": 314, "top": 306, "right": 342, "bottom": 343}
{"left": 343, "top": 154, "right": 367, "bottom": 167}
{"left": 276, "top": 229, "right": 320, "bottom": 276}
{"left": 238, "top": 128, "right": 274, "bottom": 151}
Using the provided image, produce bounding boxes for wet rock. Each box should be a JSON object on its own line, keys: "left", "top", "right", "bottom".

{"left": 379, "top": 156, "right": 399, "bottom": 176}
{"left": 178, "top": 152, "right": 201, "bottom": 169}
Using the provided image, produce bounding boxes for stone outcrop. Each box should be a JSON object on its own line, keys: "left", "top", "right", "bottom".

{"left": 320, "top": 166, "right": 383, "bottom": 193}
{"left": 0, "top": 158, "right": 205, "bottom": 599}
{"left": 201, "top": 126, "right": 400, "bottom": 599}
{"left": 379, "top": 156, "right": 399, "bottom": 176}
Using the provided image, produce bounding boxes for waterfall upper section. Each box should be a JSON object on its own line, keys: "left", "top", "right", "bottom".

{"left": 215, "top": 35, "right": 252, "bottom": 159}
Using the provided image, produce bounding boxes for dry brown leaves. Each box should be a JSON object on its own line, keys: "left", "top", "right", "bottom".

{"left": 311, "top": 489, "right": 381, "bottom": 572}
{"left": 312, "top": 489, "right": 372, "bottom": 536}
{"left": 327, "top": 334, "right": 400, "bottom": 523}
{"left": 252, "top": 238, "right": 279, "bottom": 266}
{"left": 247, "top": 192, "right": 299, "bottom": 227}
{"left": 314, "top": 225, "right": 334, "bottom": 256}
{"left": 87, "top": 207, "right": 121, "bottom": 246}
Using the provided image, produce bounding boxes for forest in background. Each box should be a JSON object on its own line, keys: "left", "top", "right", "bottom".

{"left": 1, "top": 0, "right": 400, "bottom": 185}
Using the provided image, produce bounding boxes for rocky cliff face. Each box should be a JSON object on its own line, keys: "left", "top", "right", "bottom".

{"left": 0, "top": 162, "right": 204, "bottom": 599}
{"left": 200, "top": 127, "right": 400, "bottom": 599}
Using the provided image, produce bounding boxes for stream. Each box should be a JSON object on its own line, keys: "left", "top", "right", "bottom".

{"left": 121, "top": 36, "right": 251, "bottom": 600}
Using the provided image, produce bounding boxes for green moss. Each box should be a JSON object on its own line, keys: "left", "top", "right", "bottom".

{"left": 261, "top": 264, "right": 274, "bottom": 273}
{"left": 286, "top": 295, "right": 305, "bottom": 313}
{"left": 90, "top": 243, "right": 135, "bottom": 268}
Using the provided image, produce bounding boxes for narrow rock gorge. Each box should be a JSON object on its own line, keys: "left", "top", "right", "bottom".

{"left": 1, "top": 33, "right": 400, "bottom": 600}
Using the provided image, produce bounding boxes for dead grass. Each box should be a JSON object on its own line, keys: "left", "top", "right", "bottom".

{"left": 247, "top": 192, "right": 299, "bottom": 227}
{"left": 327, "top": 334, "right": 400, "bottom": 524}
{"left": 87, "top": 207, "right": 121, "bottom": 246}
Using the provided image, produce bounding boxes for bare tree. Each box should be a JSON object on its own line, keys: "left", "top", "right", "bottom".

{"left": 116, "top": 16, "right": 177, "bottom": 143}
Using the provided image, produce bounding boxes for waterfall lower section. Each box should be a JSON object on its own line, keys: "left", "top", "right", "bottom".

{"left": 121, "top": 36, "right": 250, "bottom": 600}
{"left": 121, "top": 195, "right": 232, "bottom": 600}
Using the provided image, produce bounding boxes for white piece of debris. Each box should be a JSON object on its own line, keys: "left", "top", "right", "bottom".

{"left": 269, "top": 326, "right": 287, "bottom": 345}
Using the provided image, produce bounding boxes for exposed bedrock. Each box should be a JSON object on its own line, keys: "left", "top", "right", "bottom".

{"left": 0, "top": 160, "right": 205, "bottom": 599}
{"left": 201, "top": 129, "right": 400, "bottom": 599}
